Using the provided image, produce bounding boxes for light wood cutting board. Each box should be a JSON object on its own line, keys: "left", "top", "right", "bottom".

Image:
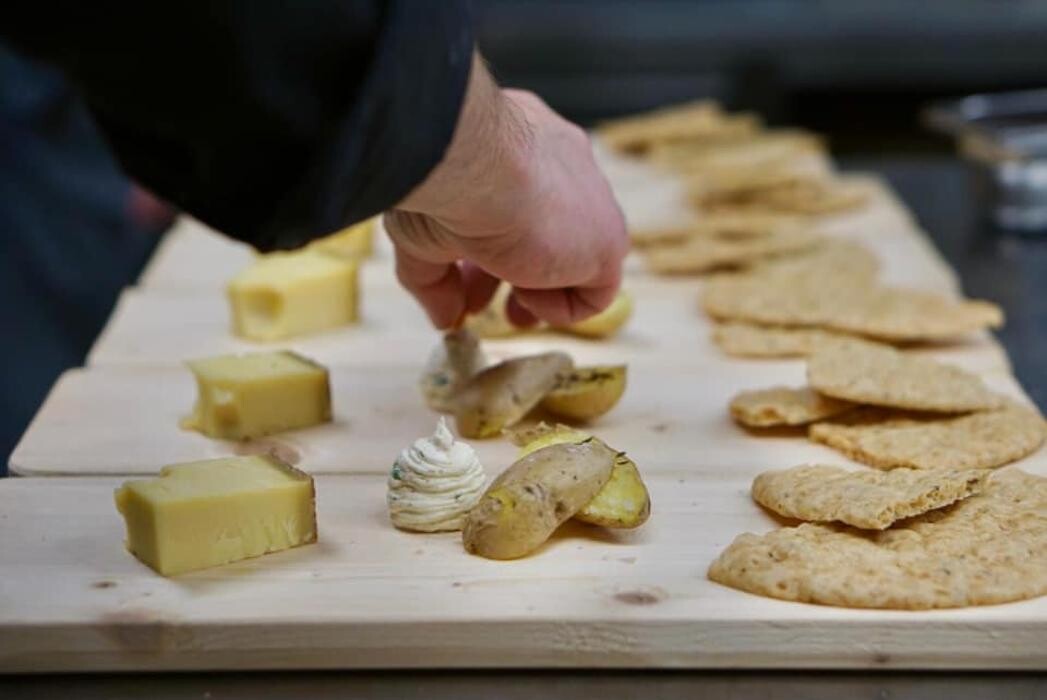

{"left": 2, "top": 474, "right": 1046, "bottom": 673}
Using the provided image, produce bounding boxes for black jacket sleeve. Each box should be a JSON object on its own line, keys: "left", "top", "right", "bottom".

{"left": 1, "top": 1, "right": 474, "bottom": 251}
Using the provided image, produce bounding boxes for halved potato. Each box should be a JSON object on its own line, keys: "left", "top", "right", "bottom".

{"left": 559, "top": 290, "right": 633, "bottom": 338}
{"left": 454, "top": 352, "right": 573, "bottom": 438}
{"left": 462, "top": 439, "right": 617, "bottom": 559}
{"left": 540, "top": 365, "right": 627, "bottom": 421}
{"left": 510, "top": 423, "right": 651, "bottom": 529}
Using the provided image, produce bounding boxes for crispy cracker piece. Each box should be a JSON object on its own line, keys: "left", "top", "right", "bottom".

{"left": 701, "top": 272, "right": 1003, "bottom": 342}
{"left": 730, "top": 387, "right": 854, "bottom": 427}
{"left": 695, "top": 175, "right": 869, "bottom": 216}
{"left": 650, "top": 129, "right": 824, "bottom": 173}
{"left": 631, "top": 211, "right": 803, "bottom": 249}
{"left": 709, "top": 469, "right": 1047, "bottom": 609}
{"left": 809, "top": 402, "right": 1046, "bottom": 471}
{"left": 752, "top": 464, "right": 991, "bottom": 529}
{"left": 597, "top": 101, "right": 760, "bottom": 154}
{"left": 644, "top": 224, "right": 823, "bottom": 275}
{"left": 711, "top": 322, "right": 873, "bottom": 358}
{"left": 748, "top": 238, "right": 880, "bottom": 281}
{"left": 808, "top": 342, "right": 1003, "bottom": 413}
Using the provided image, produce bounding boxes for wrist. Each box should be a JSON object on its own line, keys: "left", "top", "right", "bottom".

{"left": 398, "top": 52, "right": 527, "bottom": 219}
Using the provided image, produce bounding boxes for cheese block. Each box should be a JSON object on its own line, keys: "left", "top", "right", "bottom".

{"left": 114, "top": 455, "right": 317, "bottom": 576}
{"left": 308, "top": 218, "right": 376, "bottom": 259}
{"left": 228, "top": 250, "right": 359, "bottom": 340}
{"left": 182, "top": 350, "right": 331, "bottom": 440}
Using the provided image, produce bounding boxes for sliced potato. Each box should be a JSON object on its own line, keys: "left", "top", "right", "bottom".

{"left": 418, "top": 329, "right": 486, "bottom": 413}
{"left": 575, "top": 454, "right": 650, "bottom": 529}
{"left": 559, "top": 291, "right": 633, "bottom": 339}
{"left": 462, "top": 439, "right": 617, "bottom": 559}
{"left": 511, "top": 423, "right": 651, "bottom": 530}
{"left": 540, "top": 365, "right": 627, "bottom": 421}
{"left": 454, "top": 352, "right": 573, "bottom": 438}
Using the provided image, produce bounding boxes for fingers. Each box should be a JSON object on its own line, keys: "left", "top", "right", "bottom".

{"left": 460, "top": 261, "right": 501, "bottom": 314}
{"left": 505, "top": 290, "right": 539, "bottom": 328}
{"left": 511, "top": 280, "right": 620, "bottom": 328}
{"left": 393, "top": 247, "right": 465, "bottom": 330}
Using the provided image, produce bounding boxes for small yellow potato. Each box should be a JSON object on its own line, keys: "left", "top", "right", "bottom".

{"left": 540, "top": 365, "right": 627, "bottom": 421}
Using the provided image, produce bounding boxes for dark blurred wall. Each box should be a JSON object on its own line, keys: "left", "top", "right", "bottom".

{"left": 477, "top": 0, "right": 1047, "bottom": 151}
{"left": 0, "top": 47, "right": 165, "bottom": 473}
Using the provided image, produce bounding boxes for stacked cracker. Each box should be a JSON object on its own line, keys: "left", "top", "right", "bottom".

{"left": 597, "top": 101, "right": 867, "bottom": 274}
{"left": 603, "top": 100, "right": 1047, "bottom": 610}
{"left": 717, "top": 340, "right": 1047, "bottom": 609}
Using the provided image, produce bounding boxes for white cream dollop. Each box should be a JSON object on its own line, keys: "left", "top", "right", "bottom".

{"left": 387, "top": 418, "right": 487, "bottom": 532}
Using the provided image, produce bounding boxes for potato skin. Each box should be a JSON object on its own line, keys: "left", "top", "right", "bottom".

{"left": 454, "top": 352, "right": 573, "bottom": 438}
{"left": 540, "top": 365, "right": 627, "bottom": 422}
{"left": 558, "top": 291, "right": 633, "bottom": 338}
{"left": 462, "top": 439, "right": 616, "bottom": 559}
{"left": 419, "top": 329, "right": 486, "bottom": 413}
{"left": 513, "top": 423, "right": 651, "bottom": 530}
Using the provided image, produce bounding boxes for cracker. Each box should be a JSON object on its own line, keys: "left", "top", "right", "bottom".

{"left": 809, "top": 402, "right": 1046, "bottom": 471}
{"left": 597, "top": 101, "right": 760, "bottom": 154}
{"left": 631, "top": 211, "right": 803, "bottom": 249}
{"left": 701, "top": 273, "right": 1003, "bottom": 342}
{"left": 730, "top": 387, "right": 854, "bottom": 427}
{"left": 712, "top": 322, "right": 870, "bottom": 358}
{"left": 709, "top": 469, "right": 1047, "bottom": 609}
{"left": 644, "top": 224, "right": 823, "bottom": 275}
{"left": 650, "top": 129, "right": 824, "bottom": 173}
{"left": 752, "top": 464, "right": 991, "bottom": 529}
{"left": 808, "top": 342, "right": 1002, "bottom": 412}
{"left": 749, "top": 238, "right": 880, "bottom": 281}
{"left": 696, "top": 175, "right": 869, "bottom": 216}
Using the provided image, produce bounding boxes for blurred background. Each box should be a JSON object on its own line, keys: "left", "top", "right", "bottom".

{"left": 3, "top": 0, "right": 1047, "bottom": 469}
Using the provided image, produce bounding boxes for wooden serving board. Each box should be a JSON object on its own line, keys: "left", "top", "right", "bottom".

{"left": 2, "top": 473, "right": 1046, "bottom": 673}
{"left": 5, "top": 148, "right": 1045, "bottom": 672}
{"left": 11, "top": 356, "right": 1033, "bottom": 478}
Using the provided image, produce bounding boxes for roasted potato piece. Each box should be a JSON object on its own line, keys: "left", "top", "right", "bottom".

{"left": 511, "top": 423, "right": 651, "bottom": 530}
{"left": 465, "top": 284, "right": 520, "bottom": 338}
{"left": 558, "top": 291, "right": 633, "bottom": 338}
{"left": 419, "top": 329, "right": 486, "bottom": 413}
{"left": 462, "top": 439, "right": 617, "bottom": 559}
{"left": 454, "top": 352, "right": 573, "bottom": 438}
{"left": 540, "top": 365, "right": 627, "bottom": 421}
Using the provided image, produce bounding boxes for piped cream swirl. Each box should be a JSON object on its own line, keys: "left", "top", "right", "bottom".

{"left": 387, "top": 418, "right": 487, "bottom": 532}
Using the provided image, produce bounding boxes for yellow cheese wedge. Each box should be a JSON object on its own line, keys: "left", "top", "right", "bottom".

{"left": 228, "top": 250, "right": 359, "bottom": 341}
{"left": 307, "top": 218, "right": 376, "bottom": 259}
{"left": 114, "top": 455, "right": 317, "bottom": 576}
{"left": 182, "top": 350, "right": 331, "bottom": 440}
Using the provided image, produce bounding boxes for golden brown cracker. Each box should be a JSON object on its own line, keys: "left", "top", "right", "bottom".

{"left": 751, "top": 464, "right": 990, "bottom": 529}
{"left": 644, "top": 224, "right": 823, "bottom": 275}
{"left": 809, "top": 402, "right": 1046, "bottom": 471}
{"left": 730, "top": 387, "right": 854, "bottom": 427}
{"left": 711, "top": 322, "right": 872, "bottom": 358}
{"left": 807, "top": 342, "right": 1002, "bottom": 412}
{"left": 709, "top": 469, "right": 1047, "bottom": 609}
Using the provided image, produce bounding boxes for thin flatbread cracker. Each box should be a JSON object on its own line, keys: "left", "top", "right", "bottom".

{"left": 712, "top": 322, "right": 871, "bottom": 358}
{"left": 597, "top": 101, "right": 760, "bottom": 154}
{"left": 749, "top": 238, "right": 880, "bottom": 281}
{"left": 808, "top": 342, "right": 1003, "bottom": 412}
{"left": 752, "top": 464, "right": 991, "bottom": 529}
{"left": 709, "top": 469, "right": 1047, "bottom": 609}
{"left": 701, "top": 273, "right": 1003, "bottom": 342}
{"left": 631, "top": 211, "right": 802, "bottom": 249}
{"left": 650, "top": 129, "right": 824, "bottom": 173}
{"left": 730, "top": 387, "right": 853, "bottom": 427}
{"left": 696, "top": 176, "right": 869, "bottom": 216}
{"left": 644, "top": 225, "right": 822, "bottom": 275}
{"left": 809, "top": 402, "right": 1046, "bottom": 471}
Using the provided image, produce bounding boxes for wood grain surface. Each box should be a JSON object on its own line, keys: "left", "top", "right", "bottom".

{"left": 3, "top": 153, "right": 1043, "bottom": 672}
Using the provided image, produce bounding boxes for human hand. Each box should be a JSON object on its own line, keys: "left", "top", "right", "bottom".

{"left": 384, "top": 54, "right": 628, "bottom": 330}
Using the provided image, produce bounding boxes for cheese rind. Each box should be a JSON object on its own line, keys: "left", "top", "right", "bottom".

{"left": 182, "top": 351, "right": 331, "bottom": 440}
{"left": 114, "top": 455, "right": 317, "bottom": 576}
{"left": 228, "top": 251, "right": 359, "bottom": 340}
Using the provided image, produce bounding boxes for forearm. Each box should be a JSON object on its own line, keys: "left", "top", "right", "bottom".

{"left": 0, "top": 0, "right": 474, "bottom": 251}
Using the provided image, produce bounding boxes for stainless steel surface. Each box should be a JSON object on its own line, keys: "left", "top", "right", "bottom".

{"left": 927, "top": 88, "right": 1047, "bottom": 233}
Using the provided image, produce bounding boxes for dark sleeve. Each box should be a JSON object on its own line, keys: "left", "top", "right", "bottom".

{"left": 1, "top": 1, "right": 474, "bottom": 251}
